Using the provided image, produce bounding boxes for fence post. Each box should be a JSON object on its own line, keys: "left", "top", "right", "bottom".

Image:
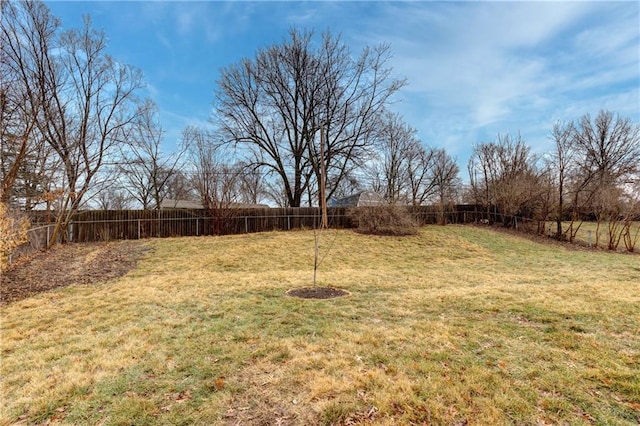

{"left": 46, "top": 225, "right": 50, "bottom": 247}
{"left": 245, "top": 216, "right": 248, "bottom": 233}
{"left": 287, "top": 215, "right": 291, "bottom": 230}
{"left": 138, "top": 220, "right": 141, "bottom": 239}
{"left": 196, "top": 218, "right": 199, "bottom": 236}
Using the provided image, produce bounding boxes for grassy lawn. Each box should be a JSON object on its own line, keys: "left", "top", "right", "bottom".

{"left": 1, "top": 226, "right": 639, "bottom": 425}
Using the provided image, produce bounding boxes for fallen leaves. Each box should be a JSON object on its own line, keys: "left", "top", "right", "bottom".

{"left": 160, "top": 390, "right": 193, "bottom": 412}
{"left": 215, "top": 377, "right": 225, "bottom": 390}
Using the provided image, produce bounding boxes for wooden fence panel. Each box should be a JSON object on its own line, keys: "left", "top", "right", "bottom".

{"left": 25, "top": 205, "right": 489, "bottom": 243}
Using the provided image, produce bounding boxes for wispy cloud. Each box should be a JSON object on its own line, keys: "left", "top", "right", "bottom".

{"left": 45, "top": 0, "right": 638, "bottom": 167}
{"left": 342, "top": 1, "right": 638, "bottom": 162}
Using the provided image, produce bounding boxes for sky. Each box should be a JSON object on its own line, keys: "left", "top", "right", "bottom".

{"left": 44, "top": 0, "right": 640, "bottom": 172}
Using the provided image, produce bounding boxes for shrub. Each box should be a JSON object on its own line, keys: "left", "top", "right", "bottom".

{"left": 347, "top": 205, "right": 418, "bottom": 236}
{"left": 0, "top": 202, "right": 30, "bottom": 271}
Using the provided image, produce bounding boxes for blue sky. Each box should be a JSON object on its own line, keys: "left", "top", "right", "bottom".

{"left": 45, "top": 1, "right": 639, "bottom": 170}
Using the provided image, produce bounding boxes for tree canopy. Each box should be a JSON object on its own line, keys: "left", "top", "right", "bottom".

{"left": 213, "top": 28, "right": 405, "bottom": 207}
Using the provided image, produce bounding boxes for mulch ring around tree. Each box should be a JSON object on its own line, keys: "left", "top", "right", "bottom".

{"left": 286, "top": 286, "right": 350, "bottom": 299}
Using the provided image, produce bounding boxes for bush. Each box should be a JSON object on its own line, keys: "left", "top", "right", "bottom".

{"left": 347, "top": 205, "right": 418, "bottom": 236}
{"left": 0, "top": 203, "right": 30, "bottom": 271}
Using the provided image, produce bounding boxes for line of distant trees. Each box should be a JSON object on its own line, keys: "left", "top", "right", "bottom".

{"left": 468, "top": 111, "right": 640, "bottom": 248}
{"left": 2, "top": 1, "right": 639, "bottom": 249}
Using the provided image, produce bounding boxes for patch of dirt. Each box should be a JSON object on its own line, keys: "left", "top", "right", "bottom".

{"left": 1, "top": 240, "right": 151, "bottom": 305}
{"left": 286, "top": 286, "right": 350, "bottom": 299}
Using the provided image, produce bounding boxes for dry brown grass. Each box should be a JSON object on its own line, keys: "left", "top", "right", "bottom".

{"left": 1, "top": 226, "right": 639, "bottom": 425}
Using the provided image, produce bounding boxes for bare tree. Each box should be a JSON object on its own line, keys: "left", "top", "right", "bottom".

{"left": 373, "top": 112, "right": 418, "bottom": 204}
{"left": 621, "top": 176, "right": 640, "bottom": 252}
{"left": 41, "top": 16, "right": 144, "bottom": 245}
{"left": 406, "top": 143, "right": 437, "bottom": 207}
{"left": 182, "top": 125, "right": 245, "bottom": 234}
{"left": 468, "top": 134, "right": 543, "bottom": 226}
{"left": 468, "top": 142, "right": 494, "bottom": 223}
{"left": 584, "top": 176, "right": 637, "bottom": 251}
{"left": 2, "top": 130, "right": 61, "bottom": 210}
{"left": 564, "top": 110, "right": 640, "bottom": 243}
{"left": 329, "top": 172, "right": 362, "bottom": 202}
{"left": 2, "top": 2, "right": 146, "bottom": 245}
{"left": 0, "top": 1, "right": 54, "bottom": 204}
{"left": 263, "top": 179, "right": 290, "bottom": 208}
{"left": 0, "top": 76, "right": 41, "bottom": 204}
{"left": 182, "top": 125, "right": 239, "bottom": 209}
{"left": 94, "top": 186, "right": 132, "bottom": 210}
{"left": 364, "top": 112, "right": 441, "bottom": 207}
{"left": 237, "top": 163, "right": 267, "bottom": 205}
{"left": 574, "top": 111, "right": 640, "bottom": 184}
{"left": 429, "top": 148, "right": 460, "bottom": 224}
{"left": 548, "top": 120, "right": 576, "bottom": 239}
{"left": 119, "top": 101, "right": 185, "bottom": 209}
{"left": 534, "top": 165, "right": 556, "bottom": 235}
{"left": 214, "top": 28, "right": 405, "bottom": 208}
{"left": 162, "top": 169, "right": 195, "bottom": 204}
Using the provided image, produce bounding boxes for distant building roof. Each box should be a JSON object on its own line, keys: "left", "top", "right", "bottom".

{"left": 160, "top": 199, "right": 204, "bottom": 209}
{"left": 226, "top": 202, "right": 271, "bottom": 209}
{"left": 160, "top": 199, "right": 270, "bottom": 209}
{"left": 329, "top": 191, "right": 385, "bottom": 207}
